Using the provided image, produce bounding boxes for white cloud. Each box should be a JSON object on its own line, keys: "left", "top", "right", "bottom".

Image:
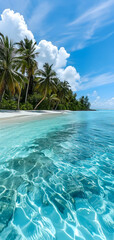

{"left": 36, "top": 40, "right": 58, "bottom": 68}
{"left": 55, "top": 47, "right": 70, "bottom": 69}
{"left": 69, "top": 0, "right": 114, "bottom": 26}
{"left": 37, "top": 41, "right": 79, "bottom": 90}
{"left": 67, "top": 0, "right": 114, "bottom": 50}
{"left": 77, "top": 72, "right": 114, "bottom": 91}
{"left": 0, "top": 0, "right": 30, "bottom": 15}
{"left": 95, "top": 96, "right": 100, "bottom": 101}
{"left": 28, "top": 1, "right": 52, "bottom": 33}
{"left": 92, "top": 90, "right": 97, "bottom": 97}
{"left": 0, "top": 9, "right": 34, "bottom": 42}
{"left": 91, "top": 97, "right": 114, "bottom": 109}
{"left": 0, "top": 9, "right": 80, "bottom": 91}
{"left": 57, "top": 66, "right": 80, "bottom": 91}
{"left": 87, "top": 90, "right": 114, "bottom": 109}
{"left": 36, "top": 40, "right": 70, "bottom": 69}
{"left": 87, "top": 90, "right": 97, "bottom": 96}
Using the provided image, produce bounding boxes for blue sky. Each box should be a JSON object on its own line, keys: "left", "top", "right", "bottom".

{"left": 0, "top": 0, "right": 114, "bottom": 109}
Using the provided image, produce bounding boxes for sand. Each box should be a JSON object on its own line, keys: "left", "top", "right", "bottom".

{"left": 0, "top": 110, "right": 70, "bottom": 127}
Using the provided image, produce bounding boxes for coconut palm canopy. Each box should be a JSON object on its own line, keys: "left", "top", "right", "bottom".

{"left": 0, "top": 33, "right": 90, "bottom": 111}
{"left": 16, "top": 38, "right": 39, "bottom": 102}
{"left": 0, "top": 33, "right": 27, "bottom": 102}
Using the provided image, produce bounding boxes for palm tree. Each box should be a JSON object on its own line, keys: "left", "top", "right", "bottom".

{"left": 15, "top": 83, "right": 21, "bottom": 110}
{"left": 47, "top": 93, "right": 60, "bottom": 110}
{"left": 34, "top": 63, "right": 59, "bottom": 110}
{"left": 55, "top": 80, "right": 70, "bottom": 109}
{"left": 0, "top": 33, "right": 26, "bottom": 103}
{"left": 16, "top": 38, "right": 39, "bottom": 103}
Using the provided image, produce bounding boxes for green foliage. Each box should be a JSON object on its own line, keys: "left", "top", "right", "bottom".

{"left": 16, "top": 38, "right": 39, "bottom": 101}
{"left": 34, "top": 63, "right": 59, "bottom": 110}
{"left": 20, "top": 102, "right": 33, "bottom": 110}
{"left": 0, "top": 33, "right": 26, "bottom": 102}
{"left": 0, "top": 33, "right": 91, "bottom": 111}
{"left": 0, "top": 99, "right": 18, "bottom": 110}
{"left": 28, "top": 93, "right": 41, "bottom": 107}
{"left": 57, "top": 104, "right": 66, "bottom": 110}
{"left": 79, "top": 96, "right": 90, "bottom": 110}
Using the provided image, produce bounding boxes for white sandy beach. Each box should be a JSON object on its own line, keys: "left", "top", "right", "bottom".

{"left": 0, "top": 110, "right": 63, "bottom": 119}
{"left": 0, "top": 110, "right": 71, "bottom": 126}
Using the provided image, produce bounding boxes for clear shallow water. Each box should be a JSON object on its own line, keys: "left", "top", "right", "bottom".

{"left": 0, "top": 111, "right": 114, "bottom": 240}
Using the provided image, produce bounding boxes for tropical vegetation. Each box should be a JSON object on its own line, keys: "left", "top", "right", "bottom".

{"left": 0, "top": 33, "right": 90, "bottom": 111}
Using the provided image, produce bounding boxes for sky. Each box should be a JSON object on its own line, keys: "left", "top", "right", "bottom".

{"left": 0, "top": 0, "right": 114, "bottom": 109}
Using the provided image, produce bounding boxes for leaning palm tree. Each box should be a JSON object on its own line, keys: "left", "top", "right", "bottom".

{"left": 34, "top": 63, "right": 59, "bottom": 110}
{"left": 0, "top": 33, "right": 27, "bottom": 102}
{"left": 16, "top": 38, "right": 39, "bottom": 103}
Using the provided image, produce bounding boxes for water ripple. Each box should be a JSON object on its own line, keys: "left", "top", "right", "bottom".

{"left": 0, "top": 112, "right": 114, "bottom": 239}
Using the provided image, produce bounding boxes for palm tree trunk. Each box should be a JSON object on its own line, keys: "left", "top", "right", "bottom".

{"left": 18, "top": 93, "right": 21, "bottom": 110}
{"left": 0, "top": 89, "right": 5, "bottom": 102}
{"left": 34, "top": 91, "right": 47, "bottom": 110}
{"left": 28, "top": 75, "right": 33, "bottom": 95}
{"left": 25, "top": 82, "right": 29, "bottom": 103}
{"left": 55, "top": 101, "right": 59, "bottom": 110}
{"left": 47, "top": 96, "right": 50, "bottom": 110}
{"left": 25, "top": 74, "right": 31, "bottom": 103}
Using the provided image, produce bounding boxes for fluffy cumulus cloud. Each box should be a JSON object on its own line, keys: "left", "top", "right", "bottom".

{"left": 36, "top": 40, "right": 70, "bottom": 69}
{"left": 0, "top": 9, "right": 80, "bottom": 91}
{"left": 55, "top": 47, "right": 70, "bottom": 69}
{"left": 36, "top": 41, "right": 80, "bottom": 90}
{"left": 57, "top": 66, "right": 80, "bottom": 91}
{"left": 36, "top": 40, "right": 58, "bottom": 68}
{"left": 0, "top": 9, "right": 34, "bottom": 42}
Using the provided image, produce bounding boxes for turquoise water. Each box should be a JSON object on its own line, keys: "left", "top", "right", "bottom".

{"left": 0, "top": 111, "right": 114, "bottom": 240}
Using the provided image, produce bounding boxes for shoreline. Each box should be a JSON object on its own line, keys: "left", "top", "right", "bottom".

{"left": 0, "top": 110, "right": 70, "bottom": 127}
{"left": 0, "top": 109, "right": 97, "bottom": 127}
